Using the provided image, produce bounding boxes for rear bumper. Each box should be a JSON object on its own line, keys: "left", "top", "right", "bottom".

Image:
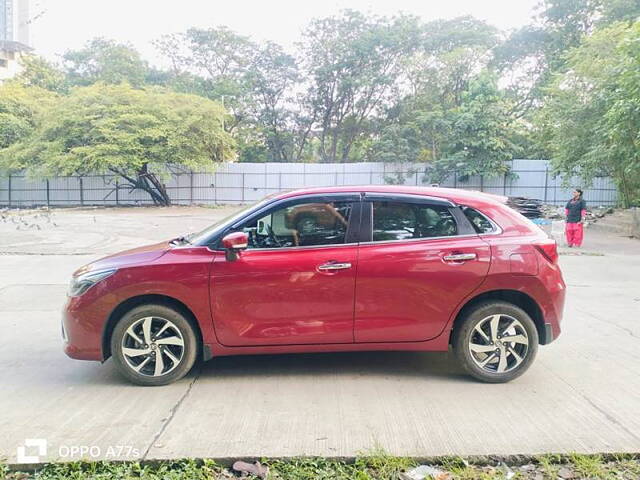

{"left": 543, "top": 323, "right": 556, "bottom": 344}
{"left": 537, "top": 264, "right": 565, "bottom": 344}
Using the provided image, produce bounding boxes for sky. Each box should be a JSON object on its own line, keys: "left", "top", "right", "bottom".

{"left": 30, "top": 0, "right": 540, "bottom": 65}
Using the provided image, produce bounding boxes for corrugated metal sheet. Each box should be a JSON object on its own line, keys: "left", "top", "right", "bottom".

{"left": 0, "top": 160, "right": 619, "bottom": 207}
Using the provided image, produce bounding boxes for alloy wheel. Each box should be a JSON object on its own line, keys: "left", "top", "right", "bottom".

{"left": 468, "top": 314, "right": 529, "bottom": 374}
{"left": 121, "top": 316, "right": 185, "bottom": 377}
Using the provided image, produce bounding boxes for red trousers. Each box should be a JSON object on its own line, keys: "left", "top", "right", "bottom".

{"left": 565, "top": 222, "right": 584, "bottom": 247}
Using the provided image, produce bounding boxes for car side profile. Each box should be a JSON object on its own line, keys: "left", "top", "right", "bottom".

{"left": 62, "top": 186, "right": 565, "bottom": 386}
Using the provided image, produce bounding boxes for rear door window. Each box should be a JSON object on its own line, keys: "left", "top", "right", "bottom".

{"left": 371, "top": 201, "right": 457, "bottom": 241}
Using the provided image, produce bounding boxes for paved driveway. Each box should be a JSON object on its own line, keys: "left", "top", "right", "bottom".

{"left": 1, "top": 207, "right": 639, "bottom": 464}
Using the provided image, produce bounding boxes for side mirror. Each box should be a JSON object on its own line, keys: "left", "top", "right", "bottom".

{"left": 221, "top": 231, "right": 248, "bottom": 261}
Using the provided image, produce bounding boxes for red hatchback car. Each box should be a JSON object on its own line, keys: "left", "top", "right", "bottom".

{"left": 63, "top": 186, "right": 565, "bottom": 386}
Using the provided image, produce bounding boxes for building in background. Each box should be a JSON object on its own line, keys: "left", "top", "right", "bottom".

{"left": 0, "top": 0, "right": 30, "bottom": 44}
{"left": 0, "top": 0, "right": 32, "bottom": 80}
{"left": 0, "top": 0, "right": 14, "bottom": 42}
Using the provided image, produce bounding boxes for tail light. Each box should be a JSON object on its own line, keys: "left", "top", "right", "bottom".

{"left": 534, "top": 239, "right": 558, "bottom": 264}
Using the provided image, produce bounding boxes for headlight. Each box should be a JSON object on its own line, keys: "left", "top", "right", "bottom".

{"left": 68, "top": 269, "right": 116, "bottom": 297}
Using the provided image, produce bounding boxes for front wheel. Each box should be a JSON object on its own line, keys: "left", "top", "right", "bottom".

{"left": 110, "top": 304, "right": 198, "bottom": 386}
{"left": 453, "top": 301, "right": 538, "bottom": 383}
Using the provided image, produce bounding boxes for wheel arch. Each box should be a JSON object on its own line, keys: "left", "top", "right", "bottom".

{"left": 102, "top": 294, "right": 204, "bottom": 361}
{"left": 449, "top": 290, "right": 546, "bottom": 345}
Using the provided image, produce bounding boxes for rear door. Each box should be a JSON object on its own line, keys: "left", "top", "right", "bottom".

{"left": 210, "top": 195, "right": 361, "bottom": 346}
{"left": 354, "top": 195, "right": 490, "bottom": 343}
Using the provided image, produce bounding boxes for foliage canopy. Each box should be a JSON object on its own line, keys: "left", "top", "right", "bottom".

{"left": 0, "top": 83, "right": 234, "bottom": 204}
{"left": 540, "top": 21, "right": 640, "bottom": 206}
{"left": 1, "top": 0, "right": 639, "bottom": 204}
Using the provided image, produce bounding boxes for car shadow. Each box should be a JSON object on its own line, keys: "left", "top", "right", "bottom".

{"left": 46, "top": 350, "right": 473, "bottom": 387}
{"left": 198, "top": 350, "right": 473, "bottom": 383}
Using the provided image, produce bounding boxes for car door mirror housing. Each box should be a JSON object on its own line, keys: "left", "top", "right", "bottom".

{"left": 221, "top": 231, "right": 249, "bottom": 261}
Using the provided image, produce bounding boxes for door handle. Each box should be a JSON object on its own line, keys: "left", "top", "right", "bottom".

{"left": 443, "top": 253, "right": 477, "bottom": 262}
{"left": 318, "top": 262, "right": 352, "bottom": 271}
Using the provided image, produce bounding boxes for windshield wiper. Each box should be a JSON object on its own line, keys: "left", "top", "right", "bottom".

{"left": 170, "top": 235, "right": 191, "bottom": 245}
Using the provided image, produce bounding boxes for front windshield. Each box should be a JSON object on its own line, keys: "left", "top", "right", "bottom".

{"left": 188, "top": 198, "right": 271, "bottom": 246}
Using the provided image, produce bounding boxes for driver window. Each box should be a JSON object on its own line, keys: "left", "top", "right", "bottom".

{"left": 240, "top": 201, "right": 353, "bottom": 249}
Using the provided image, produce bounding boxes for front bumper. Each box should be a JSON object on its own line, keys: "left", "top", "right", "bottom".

{"left": 62, "top": 296, "right": 106, "bottom": 361}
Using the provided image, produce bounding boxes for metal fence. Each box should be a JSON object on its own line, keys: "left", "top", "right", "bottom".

{"left": 0, "top": 159, "right": 618, "bottom": 207}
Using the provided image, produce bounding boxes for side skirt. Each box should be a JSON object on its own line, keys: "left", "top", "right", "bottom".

{"left": 202, "top": 333, "right": 450, "bottom": 358}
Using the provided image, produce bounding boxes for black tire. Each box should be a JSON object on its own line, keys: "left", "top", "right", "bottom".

{"left": 110, "top": 304, "right": 198, "bottom": 386}
{"left": 453, "top": 301, "right": 538, "bottom": 383}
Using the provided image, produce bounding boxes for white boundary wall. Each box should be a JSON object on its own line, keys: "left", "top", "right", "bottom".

{"left": 0, "top": 159, "right": 618, "bottom": 207}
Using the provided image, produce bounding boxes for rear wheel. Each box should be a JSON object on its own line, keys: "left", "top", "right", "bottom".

{"left": 110, "top": 304, "right": 198, "bottom": 386}
{"left": 453, "top": 301, "right": 538, "bottom": 383}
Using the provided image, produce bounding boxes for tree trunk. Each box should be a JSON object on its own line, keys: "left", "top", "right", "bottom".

{"left": 619, "top": 168, "right": 630, "bottom": 209}
{"left": 142, "top": 172, "right": 171, "bottom": 206}
{"left": 109, "top": 166, "right": 171, "bottom": 206}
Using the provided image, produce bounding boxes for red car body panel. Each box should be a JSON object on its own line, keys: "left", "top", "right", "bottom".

{"left": 354, "top": 236, "right": 491, "bottom": 343}
{"left": 62, "top": 186, "right": 565, "bottom": 363}
{"left": 210, "top": 245, "right": 357, "bottom": 346}
{"left": 63, "top": 246, "right": 218, "bottom": 360}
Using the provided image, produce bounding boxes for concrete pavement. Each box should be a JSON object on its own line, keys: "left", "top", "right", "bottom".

{"left": 1, "top": 207, "right": 639, "bottom": 464}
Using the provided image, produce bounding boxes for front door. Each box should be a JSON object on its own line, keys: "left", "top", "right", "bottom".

{"left": 354, "top": 199, "right": 490, "bottom": 343}
{"left": 210, "top": 197, "right": 359, "bottom": 346}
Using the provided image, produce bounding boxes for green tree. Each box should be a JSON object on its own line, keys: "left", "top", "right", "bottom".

{"left": 540, "top": 21, "right": 640, "bottom": 206}
{"left": 156, "top": 28, "right": 307, "bottom": 163}
{"left": 155, "top": 27, "right": 256, "bottom": 132}
{"left": 62, "top": 38, "right": 150, "bottom": 87}
{"left": 244, "top": 42, "right": 300, "bottom": 162}
{"left": 408, "top": 16, "right": 499, "bottom": 106}
{"left": 0, "top": 83, "right": 56, "bottom": 151}
{"left": 430, "top": 75, "right": 519, "bottom": 182}
{"left": 493, "top": 0, "right": 639, "bottom": 120}
{"left": 1, "top": 83, "right": 235, "bottom": 205}
{"left": 600, "top": 0, "right": 640, "bottom": 24}
{"left": 372, "top": 15, "right": 521, "bottom": 178}
{"left": 300, "top": 10, "right": 421, "bottom": 162}
{"left": 371, "top": 101, "right": 450, "bottom": 166}
{"left": 539, "top": 0, "right": 639, "bottom": 48}
{"left": 372, "top": 74, "right": 520, "bottom": 182}
{"left": 14, "top": 55, "right": 67, "bottom": 93}
{"left": 492, "top": 26, "right": 551, "bottom": 118}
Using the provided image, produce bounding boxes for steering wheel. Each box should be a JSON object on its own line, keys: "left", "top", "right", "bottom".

{"left": 266, "top": 223, "right": 283, "bottom": 247}
{"left": 248, "top": 229, "right": 258, "bottom": 247}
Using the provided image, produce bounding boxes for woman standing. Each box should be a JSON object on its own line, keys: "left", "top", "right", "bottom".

{"left": 565, "top": 189, "right": 586, "bottom": 247}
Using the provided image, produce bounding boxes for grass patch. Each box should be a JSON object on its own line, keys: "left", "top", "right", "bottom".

{"left": 535, "top": 454, "right": 561, "bottom": 479}
{"left": 570, "top": 453, "right": 608, "bottom": 478}
{"left": 1, "top": 453, "right": 638, "bottom": 480}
